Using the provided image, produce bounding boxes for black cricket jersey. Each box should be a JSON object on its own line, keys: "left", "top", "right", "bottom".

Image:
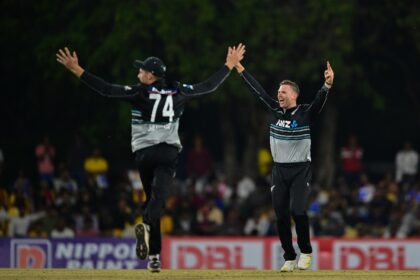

{"left": 80, "top": 66, "right": 231, "bottom": 152}
{"left": 239, "top": 71, "right": 329, "bottom": 163}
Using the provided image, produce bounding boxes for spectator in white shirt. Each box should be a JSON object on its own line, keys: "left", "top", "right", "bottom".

{"left": 8, "top": 209, "right": 45, "bottom": 237}
{"left": 50, "top": 219, "right": 75, "bottom": 238}
{"left": 395, "top": 142, "right": 418, "bottom": 186}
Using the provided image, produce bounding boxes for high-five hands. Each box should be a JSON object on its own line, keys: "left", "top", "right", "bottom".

{"left": 225, "top": 43, "right": 246, "bottom": 70}
{"left": 56, "top": 47, "right": 85, "bottom": 77}
{"left": 324, "top": 61, "right": 334, "bottom": 88}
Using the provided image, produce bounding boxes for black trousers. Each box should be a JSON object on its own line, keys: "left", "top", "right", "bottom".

{"left": 135, "top": 143, "right": 178, "bottom": 255}
{"left": 271, "top": 162, "right": 313, "bottom": 261}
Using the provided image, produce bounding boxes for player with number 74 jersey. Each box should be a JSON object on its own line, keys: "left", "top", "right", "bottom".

{"left": 56, "top": 44, "right": 246, "bottom": 272}
{"left": 79, "top": 62, "right": 229, "bottom": 153}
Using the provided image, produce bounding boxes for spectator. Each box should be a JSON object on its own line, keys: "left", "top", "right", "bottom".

{"left": 28, "top": 221, "right": 48, "bottom": 238}
{"left": 84, "top": 148, "right": 109, "bottom": 188}
{"left": 160, "top": 209, "right": 174, "bottom": 235}
{"left": 195, "top": 198, "right": 223, "bottom": 235}
{"left": 221, "top": 207, "right": 243, "bottom": 236}
{"left": 320, "top": 210, "right": 345, "bottom": 237}
{"left": 77, "top": 216, "right": 99, "bottom": 237}
{"left": 340, "top": 135, "right": 363, "bottom": 187}
{"left": 395, "top": 141, "right": 418, "bottom": 187}
{"left": 35, "top": 136, "right": 56, "bottom": 184}
{"left": 187, "top": 135, "right": 213, "bottom": 178}
{"left": 397, "top": 206, "right": 420, "bottom": 237}
{"left": 173, "top": 210, "right": 194, "bottom": 235}
{"left": 257, "top": 146, "right": 272, "bottom": 176}
{"left": 40, "top": 207, "right": 59, "bottom": 235}
{"left": 8, "top": 208, "right": 45, "bottom": 237}
{"left": 54, "top": 166, "right": 78, "bottom": 193}
{"left": 244, "top": 208, "right": 270, "bottom": 236}
{"left": 74, "top": 206, "right": 99, "bottom": 235}
{"left": 54, "top": 189, "right": 77, "bottom": 209}
{"left": 383, "top": 210, "right": 405, "bottom": 238}
{"left": 358, "top": 174, "right": 375, "bottom": 204}
{"left": 50, "top": 219, "right": 75, "bottom": 238}
{"left": 236, "top": 176, "right": 256, "bottom": 203}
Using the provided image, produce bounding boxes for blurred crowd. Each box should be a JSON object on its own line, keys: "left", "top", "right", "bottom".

{"left": 0, "top": 134, "right": 419, "bottom": 239}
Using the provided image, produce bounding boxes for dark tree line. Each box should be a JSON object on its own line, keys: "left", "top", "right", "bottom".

{"left": 1, "top": 0, "right": 419, "bottom": 185}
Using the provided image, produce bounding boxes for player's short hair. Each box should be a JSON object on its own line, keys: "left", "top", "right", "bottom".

{"left": 280, "top": 80, "right": 300, "bottom": 95}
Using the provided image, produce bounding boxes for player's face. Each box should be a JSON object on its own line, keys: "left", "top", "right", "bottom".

{"left": 277, "top": 84, "right": 298, "bottom": 109}
{"left": 137, "top": 69, "right": 155, "bottom": 85}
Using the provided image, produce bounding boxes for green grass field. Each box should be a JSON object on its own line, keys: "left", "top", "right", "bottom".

{"left": 1, "top": 269, "right": 420, "bottom": 280}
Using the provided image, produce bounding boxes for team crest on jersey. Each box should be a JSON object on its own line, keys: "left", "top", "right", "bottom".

{"left": 124, "top": 86, "right": 132, "bottom": 91}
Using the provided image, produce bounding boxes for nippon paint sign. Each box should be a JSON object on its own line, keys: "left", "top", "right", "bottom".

{"left": 0, "top": 238, "right": 147, "bottom": 269}
{"left": 333, "top": 240, "right": 420, "bottom": 270}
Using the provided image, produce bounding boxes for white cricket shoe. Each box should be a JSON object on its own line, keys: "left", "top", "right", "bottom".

{"left": 297, "top": 253, "right": 312, "bottom": 270}
{"left": 134, "top": 223, "right": 150, "bottom": 260}
{"left": 147, "top": 254, "right": 161, "bottom": 273}
{"left": 280, "top": 260, "right": 296, "bottom": 272}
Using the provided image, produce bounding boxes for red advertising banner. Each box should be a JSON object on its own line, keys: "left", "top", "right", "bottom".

{"left": 1, "top": 237, "right": 419, "bottom": 270}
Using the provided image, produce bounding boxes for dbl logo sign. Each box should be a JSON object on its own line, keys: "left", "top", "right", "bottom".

{"left": 170, "top": 241, "right": 264, "bottom": 269}
{"left": 334, "top": 242, "right": 420, "bottom": 270}
{"left": 178, "top": 245, "right": 254, "bottom": 269}
{"left": 11, "top": 239, "right": 52, "bottom": 268}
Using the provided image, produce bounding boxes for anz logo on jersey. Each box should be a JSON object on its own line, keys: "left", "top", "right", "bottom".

{"left": 276, "top": 119, "right": 299, "bottom": 128}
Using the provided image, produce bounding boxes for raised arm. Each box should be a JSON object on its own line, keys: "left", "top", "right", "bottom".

{"left": 56, "top": 47, "right": 84, "bottom": 77}
{"left": 56, "top": 47, "right": 139, "bottom": 98}
{"left": 179, "top": 43, "right": 246, "bottom": 96}
{"left": 305, "top": 61, "right": 334, "bottom": 119}
{"left": 235, "top": 62, "right": 279, "bottom": 112}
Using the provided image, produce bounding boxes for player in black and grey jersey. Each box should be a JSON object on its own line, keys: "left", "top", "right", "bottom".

{"left": 56, "top": 44, "right": 246, "bottom": 272}
{"left": 234, "top": 60, "right": 334, "bottom": 272}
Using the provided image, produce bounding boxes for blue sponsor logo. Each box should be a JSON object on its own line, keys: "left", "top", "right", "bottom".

{"left": 291, "top": 120, "right": 298, "bottom": 128}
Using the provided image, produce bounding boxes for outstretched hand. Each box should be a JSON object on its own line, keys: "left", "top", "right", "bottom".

{"left": 324, "top": 61, "right": 334, "bottom": 88}
{"left": 225, "top": 43, "right": 246, "bottom": 70}
{"left": 56, "top": 47, "right": 84, "bottom": 77}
